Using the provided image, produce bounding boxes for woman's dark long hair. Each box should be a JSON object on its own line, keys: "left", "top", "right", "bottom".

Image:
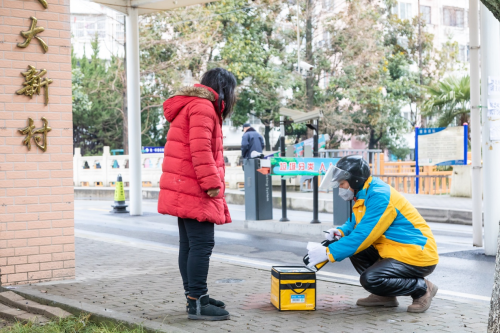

{"left": 200, "top": 68, "right": 237, "bottom": 120}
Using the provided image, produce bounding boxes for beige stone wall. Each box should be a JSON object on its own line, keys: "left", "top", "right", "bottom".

{"left": 0, "top": 0, "right": 74, "bottom": 285}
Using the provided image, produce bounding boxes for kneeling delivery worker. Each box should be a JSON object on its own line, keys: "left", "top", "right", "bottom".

{"left": 307, "top": 155, "right": 439, "bottom": 313}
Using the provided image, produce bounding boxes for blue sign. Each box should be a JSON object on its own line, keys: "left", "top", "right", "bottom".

{"left": 415, "top": 125, "right": 468, "bottom": 194}
{"left": 142, "top": 146, "right": 164, "bottom": 154}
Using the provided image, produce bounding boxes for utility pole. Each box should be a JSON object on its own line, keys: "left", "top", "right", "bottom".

{"left": 480, "top": 3, "right": 500, "bottom": 255}
{"left": 305, "top": 0, "right": 314, "bottom": 109}
{"left": 296, "top": 0, "right": 300, "bottom": 74}
{"left": 469, "top": 0, "right": 482, "bottom": 247}
{"left": 417, "top": 0, "right": 422, "bottom": 87}
{"left": 126, "top": 7, "right": 143, "bottom": 216}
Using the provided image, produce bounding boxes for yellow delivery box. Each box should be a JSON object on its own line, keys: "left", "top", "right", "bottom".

{"left": 271, "top": 266, "right": 316, "bottom": 311}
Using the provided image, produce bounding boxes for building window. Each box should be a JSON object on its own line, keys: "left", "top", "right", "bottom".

{"left": 392, "top": 2, "right": 413, "bottom": 20}
{"left": 458, "top": 45, "right": 470, "bottom": 62}
{"left": 72, "top": 15, "right": 107, "bottom": 40}
{"left": 420, "top": 5, "right": 431, "bottom": 24}
{"left": 443, "top": 7, "right": 465, "bottom": 27}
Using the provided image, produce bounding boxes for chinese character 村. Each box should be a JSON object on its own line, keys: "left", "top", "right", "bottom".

{"left": 16, "top": 65, "right": 53, "bottom": 105}
{"left": 17, "top": 17, "right": 48, "bottom": 53}
{"left": 18, "top": 117, "right": 51, "bottom": 152}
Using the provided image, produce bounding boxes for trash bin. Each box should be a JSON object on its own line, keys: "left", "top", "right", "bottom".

{"left": 333, "top": 187, "right": 350, "bottom": 226}
{"left": 244, "top": 158, "right": 273, "bottom": 220}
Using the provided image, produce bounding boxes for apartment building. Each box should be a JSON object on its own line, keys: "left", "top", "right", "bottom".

{"left": 70, "top": 0, "right": 125, "bottom": 59}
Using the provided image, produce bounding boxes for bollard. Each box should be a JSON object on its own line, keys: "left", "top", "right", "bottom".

{"left": 111, "top": 174, "right": 129, "bottom": 213}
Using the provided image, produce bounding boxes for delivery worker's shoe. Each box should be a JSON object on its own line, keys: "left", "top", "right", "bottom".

{"left": 407, "top": 279, "right": 438, "bottom": 313}
{"left": 356, "top": 294, "right": 399, "bottom": 307}
{"left": 187, "top": 294, "right": 230, "bottom": 321}
{"left": 184, "top": 292, "right": 225, "bottom": 313}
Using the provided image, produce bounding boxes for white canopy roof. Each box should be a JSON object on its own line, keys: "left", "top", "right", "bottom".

{"left": 90, "top": 0, "right": 218, "bottom": 15}
{"left": 280, "top": 108, "right": 323, "bottom": 123}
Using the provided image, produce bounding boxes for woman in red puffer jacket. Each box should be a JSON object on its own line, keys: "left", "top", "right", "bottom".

{"left": 158, "top": 68, "right": 236, "bottom": 321}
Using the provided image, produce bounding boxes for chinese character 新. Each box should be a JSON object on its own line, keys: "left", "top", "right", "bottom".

{"left": 17, "top": 17, "right": 48, "bottom": 53}
{"left": 16, "top": 65, "right": 53, "bottom": 105}
{"left": 18, "top": 117, "right": 51, "bottom": 152}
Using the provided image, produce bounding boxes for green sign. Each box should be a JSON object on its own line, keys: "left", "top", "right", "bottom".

{"left": 270, "top": 157, "right": 340, "bottom": 176}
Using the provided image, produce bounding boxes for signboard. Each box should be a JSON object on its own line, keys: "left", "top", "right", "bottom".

{"left": 267, "top": 134, "right": 330, "bottom": 158}
{"left": 488, "top": 76, "right": 500, "bottom": 95}
{"left": 270, "top": 157, "right": 340, "bottom": 176}
{"left": 294, "top": 134, "right": 329, "bottom": 157}
{"left": 142, "top": 146, "right": 164, "bottom": 154}
{"left": 487, "top": 99, "right": 500, "bottom": 119}
{"left": 416, "top": 126, "right": 467, "bottom": 166}
{"left": 489, "top": 77, "right": 500, "bottom": 142}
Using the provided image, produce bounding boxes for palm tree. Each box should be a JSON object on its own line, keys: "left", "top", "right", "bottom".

{"left": 422, "top": 75, "right": 470, "bottom": 128}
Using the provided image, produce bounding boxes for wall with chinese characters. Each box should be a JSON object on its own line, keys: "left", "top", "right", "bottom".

{"left": 0, "top": 0, "right": 74, "bottom": 285}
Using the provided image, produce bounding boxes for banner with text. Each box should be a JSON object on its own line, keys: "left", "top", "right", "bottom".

{"left": 142, "top": 146, "right": 164, "bottom": 154}
{"left": 270, "top": 157, "right": 340, "bottom": 176}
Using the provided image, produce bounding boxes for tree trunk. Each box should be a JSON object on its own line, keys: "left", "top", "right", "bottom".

{"left": 368, "top": 129, "right": 377, "bottom": 150}
{"left": 488, "top": 225, "right": 500, "bottom": 333}
{"left": 264, "top": 123, "right": 271, "bottom": 151}
{"left": 305, "top": 0, "right": 314, "bottom": 110}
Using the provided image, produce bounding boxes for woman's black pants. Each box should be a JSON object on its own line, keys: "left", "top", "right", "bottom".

{"left": 178, "top": 217, "right": 215, "bottom": 298}
{"left": 350, "top": 246, "right": 436, "bottom": 299}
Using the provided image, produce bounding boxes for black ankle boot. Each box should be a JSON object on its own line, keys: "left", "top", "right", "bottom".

{"left": 187, "top": 294, "right": 230, "bottom": 320}
{"left": 184, "top": 291, "right": 225, "bottom": 312}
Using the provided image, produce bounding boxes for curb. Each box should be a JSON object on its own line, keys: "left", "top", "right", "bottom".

{"left": 74, "top": 187, "right": 474, "bottom": 225}
{"left": 0, "top": 287, "right": 188, "bottom": 333}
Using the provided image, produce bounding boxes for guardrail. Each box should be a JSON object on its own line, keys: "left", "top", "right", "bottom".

{"left": 73, "top": 146, "right": 243, "bottom": 188}
{"left": 74, "top": 147, "right": 459, "bottom": 195}
{"left": 375, "top": 174, "right": 452, "bottom": 195}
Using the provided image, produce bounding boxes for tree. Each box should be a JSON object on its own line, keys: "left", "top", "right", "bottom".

{"left": 72, "top": 40, "right": 124, "bottom": 155}
{"left": 318, "top": 0, "right": 411, "bottom": 151}
{"left": 489, "top": 229, "right": 500, "bottom": 333}
{"left": 421, "top": 75, "right": 470, "bottom": 128}
{"left": 211, "top": 0, "right": 296, "bottom": 149}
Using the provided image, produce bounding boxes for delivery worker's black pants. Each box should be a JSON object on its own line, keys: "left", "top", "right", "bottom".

{"left": 350, "top": 246, "right": 436, "bottom": 299}
{"left": 178, "top": 217, "right": 215, "bottom": 298}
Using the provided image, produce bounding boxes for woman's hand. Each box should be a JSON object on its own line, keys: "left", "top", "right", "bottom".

{"left": 207, "top": 188, "right": 220, "bottom": 197}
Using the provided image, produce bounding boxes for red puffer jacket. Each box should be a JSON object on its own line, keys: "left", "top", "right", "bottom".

{"left": 158, "top": 84, "right": 232, "bottom": 225}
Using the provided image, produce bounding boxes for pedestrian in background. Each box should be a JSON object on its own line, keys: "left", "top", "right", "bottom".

{"left": 158, "top": 68, "right": 236, "bottom": 321}
{"left": 241, "top": 123, "right": 265, "bottom": 159}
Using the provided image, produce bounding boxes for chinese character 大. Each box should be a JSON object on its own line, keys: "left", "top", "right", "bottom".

{"left": 18, "top": 117, "right": 52, "bottom": 152}
{"left": 16, "top": 65, "right": 53, "bottom": 105}
{"left": 17, "top": 17, "right": 48, "bottom": 53}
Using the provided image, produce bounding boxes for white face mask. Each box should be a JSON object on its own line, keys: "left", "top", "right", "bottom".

{"left": 339, "top": 187, "right": 354, "bottom": 201}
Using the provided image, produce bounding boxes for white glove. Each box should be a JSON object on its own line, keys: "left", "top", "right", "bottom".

{"left": 307, "top": 243, "right": 328, "bottom": 266}
{"left": 325, "top": 228, "right": 342, "bottom": 241}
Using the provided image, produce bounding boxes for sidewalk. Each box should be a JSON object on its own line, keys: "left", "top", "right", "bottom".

{"left": 8, "top": 236, "right": 488, "bottom": 332}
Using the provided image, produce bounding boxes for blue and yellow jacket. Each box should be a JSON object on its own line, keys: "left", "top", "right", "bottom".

{"left": 326, "top": 177, "right": 439, "bottom": 267}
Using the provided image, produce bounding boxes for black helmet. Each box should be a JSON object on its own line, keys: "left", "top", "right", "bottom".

{"left": 336, "top": 155, "right": 371, "bottom": 191}
{"left": 319, "top": 155, "right": 371, "bottom": 192}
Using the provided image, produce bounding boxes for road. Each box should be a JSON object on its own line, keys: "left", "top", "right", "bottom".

{"left": 75, "top": 199, "right": 495, "bottom": 300}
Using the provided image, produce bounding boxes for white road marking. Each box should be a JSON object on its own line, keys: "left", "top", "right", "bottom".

{"left": 75, "top": 229, "right": 491, "bottom": 303}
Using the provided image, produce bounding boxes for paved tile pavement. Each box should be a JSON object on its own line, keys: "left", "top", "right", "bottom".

{"left": 11, "top": 237, "right": 488, "bottom": 332}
